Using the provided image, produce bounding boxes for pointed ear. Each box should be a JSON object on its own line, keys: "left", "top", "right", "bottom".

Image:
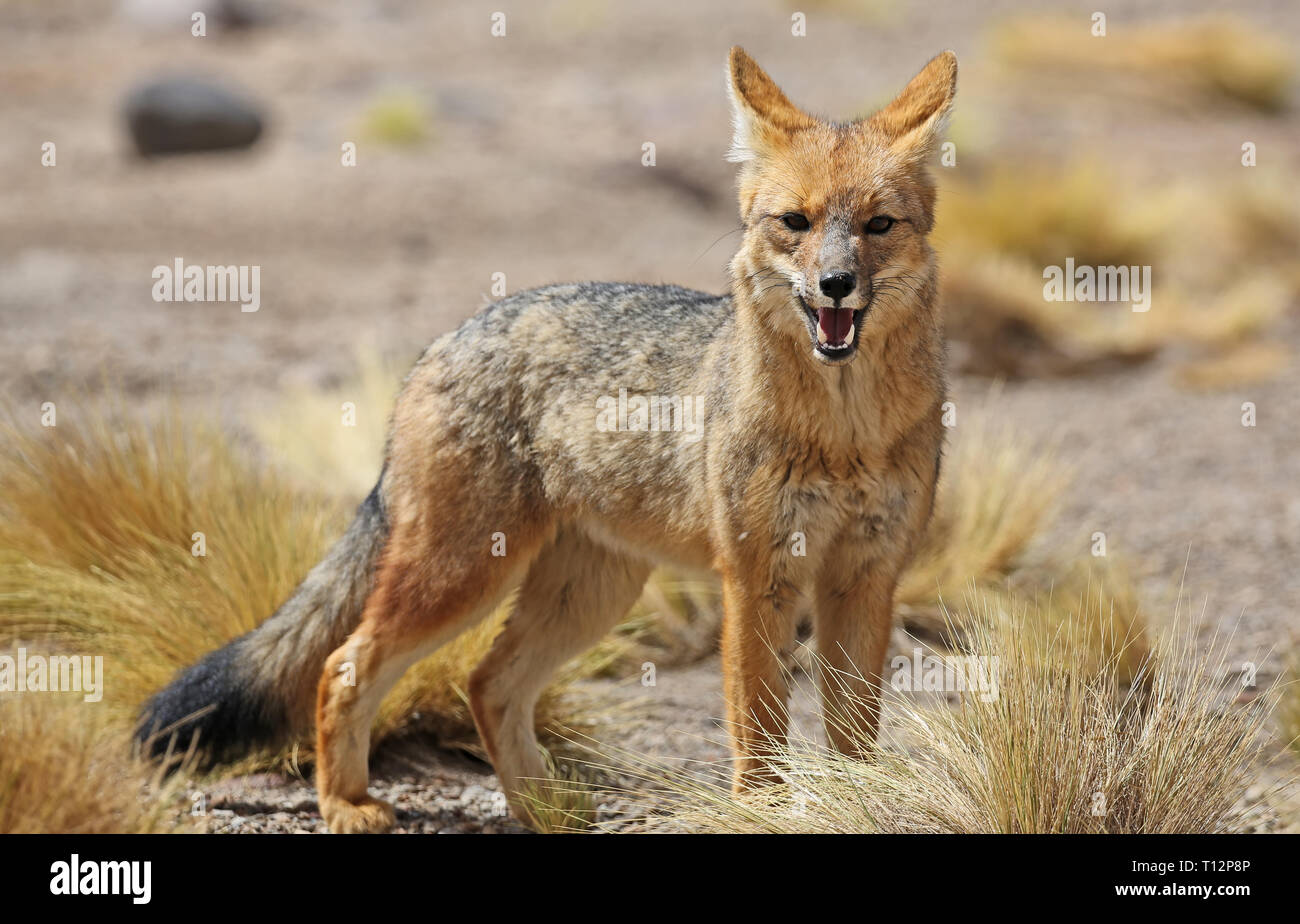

{"left": 726, "top": 46, "right": 816, "bottom": 163}
{"left": 868, "top": 51, "right": 957, "bottom": 157}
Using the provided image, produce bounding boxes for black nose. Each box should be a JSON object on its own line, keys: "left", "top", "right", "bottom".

{"left": 819, "top": 271, "right": 856, "bottom": 301}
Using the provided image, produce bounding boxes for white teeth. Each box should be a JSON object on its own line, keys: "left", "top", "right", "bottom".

{"left": 814, "top": 312, "right": 856, "bottom": 351}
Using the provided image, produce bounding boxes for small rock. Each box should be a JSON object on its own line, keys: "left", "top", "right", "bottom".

{"left": 124, "top": 76, "right": 264, "bottom": 156}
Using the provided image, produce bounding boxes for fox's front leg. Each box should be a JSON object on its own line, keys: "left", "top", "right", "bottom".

{"left": 720, "top": 568, "right": 801, "bottom": 791}
{"left": 812, "top": 544, "right": 902, "bottom": 758}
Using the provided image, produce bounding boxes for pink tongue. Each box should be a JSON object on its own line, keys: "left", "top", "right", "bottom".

{"left": 818, "top": 307, "right": 853, "bottom": 345}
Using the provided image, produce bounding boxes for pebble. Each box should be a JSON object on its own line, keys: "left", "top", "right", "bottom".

{"left": 124, "top": 76, "right": 264, "bottom": 156}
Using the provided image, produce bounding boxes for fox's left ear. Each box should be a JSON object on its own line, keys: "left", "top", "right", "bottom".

{"left": 868, "top": 51, "right": 957, "bottom": 159}
{"left": 726, "top": 46, "right": 816, "bottom": 163}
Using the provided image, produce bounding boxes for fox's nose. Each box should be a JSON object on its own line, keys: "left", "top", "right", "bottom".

{"left": 818, "top": 271, "right": 856, "bottom": 301}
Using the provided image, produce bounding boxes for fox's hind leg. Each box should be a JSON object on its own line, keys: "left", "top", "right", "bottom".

{"left": 315, "top": 517, "right": 549, "bottom": 834}
{"left": 468, "top": 526, "right": 650, "bottom": 828}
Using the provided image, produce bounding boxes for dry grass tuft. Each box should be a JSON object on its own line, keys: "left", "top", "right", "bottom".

{"left": 0, "top": 692, "right": 185, "bottom": 833}
{"left": 938, "top": 164, "right": 1163, "bottom": 270}
{"left": 1282, "top": 655, "right": 1300, "bottom": 759}
{"left": 937, "top": 165, "right": 1300, "bottom": 380}
{"left": 584, "top": 568, "right": 722, "bottom": 677}
{"left": 899, "top": 406, "right": 1064, "bottom": 610}
{"left": 941, "top": 255, "right": 1158, "bottom": 379}
{"left": 895, "top": 407, "right": 1148, "bottom": 679}
{"left": 993, "top": 16, "right": 1293, "bottom": 112}
{"left": 0, "top": 407, "right": 342, "bottom": 726}
{"left": 512, "top": 757, "right": 601, "bottom": 833}
{"left": 609, "top": 596, "right": 1273, "bottom": 833}
{"left": 935, "top": 166, "right": 1163, "bottom": 378}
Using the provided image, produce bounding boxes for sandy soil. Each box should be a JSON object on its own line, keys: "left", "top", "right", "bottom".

{"left": 2, "top": 0, "right": 1298, "bottom": 832}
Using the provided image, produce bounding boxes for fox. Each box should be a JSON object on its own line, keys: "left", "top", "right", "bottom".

{"left": 138, "top": 47, "right": 956, "bottom": 833}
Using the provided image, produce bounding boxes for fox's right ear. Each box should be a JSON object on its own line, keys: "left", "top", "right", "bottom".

{"left": 726, "top": 46, "right": 815, "bottom": 163}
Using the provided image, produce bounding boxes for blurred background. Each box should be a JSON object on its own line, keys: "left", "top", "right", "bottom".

{"left": 1, "top": 0, "right": 1298, "bottom": 832}
{"left": 4, "top": 0, "right": 1298, "bottom": 653}
{"left": 2, "top": 0, "right": 1295, "bottom": 394}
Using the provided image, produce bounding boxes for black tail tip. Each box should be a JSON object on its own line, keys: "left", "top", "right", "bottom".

{"left": 135, "top": 639, "right": 286, "bottom": 770}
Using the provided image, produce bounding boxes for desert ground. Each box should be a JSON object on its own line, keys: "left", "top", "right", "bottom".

{"left": 1, "top": 0, "right": 1298, "bottom": 833}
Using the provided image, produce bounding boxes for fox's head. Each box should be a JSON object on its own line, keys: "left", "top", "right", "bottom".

{"left": 726, "top": 47, "right": 956, "bottom": 366}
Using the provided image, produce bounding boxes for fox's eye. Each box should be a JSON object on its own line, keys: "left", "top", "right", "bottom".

{"left": 865, "top": 216, "right": 895, "bottom": 234}
{"left": 781, "top": 213, "right": 810, "bottom": 231}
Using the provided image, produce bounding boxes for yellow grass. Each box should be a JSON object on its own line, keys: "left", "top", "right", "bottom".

{"left": 935, "top": 166, "right": 1162, "bottom": 378}
{"left": 580, "top": 568, "right": 721, "bottom": 677}
{"left": 0, "top": 407, "right": 342, "bottom": 725}
{"left": 0, "top": 692, "right": 185, "bottom": 834}
{"left": 1282, "top": 654, "right": 1300, "bottom": 759}
{"left": 938, "top": 164, "right": 1164, "bottom": 270}
{"left": 512, "top": 757, "right": 600, "bottom": 833}
{"left": 899, "top": 406, "right": 1064, "bottom": 610}
{"left": 376, "top": 599, "right": 589, "bottom": 754}
{"left": 993, "top": 16, "right": 1293, "bottom": 112}
{"left": 936, "top": 165, "right": 1300, "bottom": 380}
{"left": 897, "top": 407, "right": 1148, "bottom": 680}
{"left": 940, "top": 253, "right": 1153, "bottom": 378}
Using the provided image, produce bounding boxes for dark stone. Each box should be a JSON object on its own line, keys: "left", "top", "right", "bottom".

{"left": 124, "top": 76, "right": 264, "bottom": 156}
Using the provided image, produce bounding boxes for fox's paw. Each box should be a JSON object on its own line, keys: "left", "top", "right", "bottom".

{"left": 320, "top": 795, "right": 396, "bottom": 834}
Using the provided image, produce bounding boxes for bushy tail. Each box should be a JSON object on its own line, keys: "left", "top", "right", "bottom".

{"left": 136, "top": 481, "right": 389, "bottom": 766}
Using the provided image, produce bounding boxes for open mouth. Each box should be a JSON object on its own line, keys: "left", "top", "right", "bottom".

{"left": 803, "top": 303, "right": 865, "bottom": 360}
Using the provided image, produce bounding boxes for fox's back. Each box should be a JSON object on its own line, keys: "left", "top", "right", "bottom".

{"left": 445, "top": 281, "right": 726, "bottom": 377}
{"left": 388, "top": 282, "right": 730, "bottom": 563}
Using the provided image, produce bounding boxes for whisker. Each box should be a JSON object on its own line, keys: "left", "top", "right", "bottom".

{"left": 692, "top": 226, "right": 746, "bottom": 267}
